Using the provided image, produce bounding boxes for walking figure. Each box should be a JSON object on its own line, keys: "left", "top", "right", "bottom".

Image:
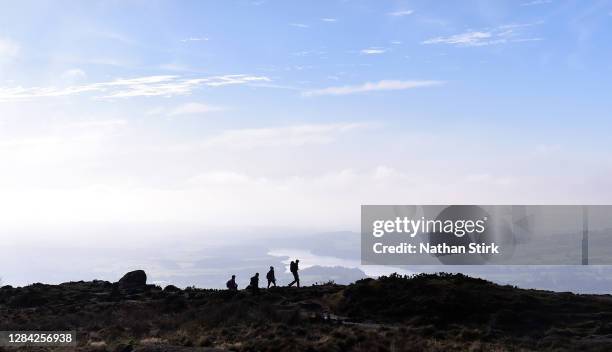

{"left": 226, "top": 275, "right": 238, "bottom": 291}
{"left": 266, "top": 266, "right": 276, "bottom": 288}
{"left": 288, "top": 259, "right": 300, "bottom": 288}
{"left": 250, "top": 273, "right": 260, "bottom": 294}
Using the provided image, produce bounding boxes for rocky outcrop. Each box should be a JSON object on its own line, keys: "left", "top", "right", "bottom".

{"left": 118, "top": 270, "right": 147, "bottom": 291}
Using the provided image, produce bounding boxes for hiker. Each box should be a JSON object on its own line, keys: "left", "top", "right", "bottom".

{"left": 250, "top": 273, "right": 260, "bottom": 294}
{"left": 288, "top": 259, "right": 300, "bottom": 288}
{"left": 266, "top": 266, "right": 276, "bottom": 288}
{"left": 226, "top": 275, "right": 238, "bottom": 291}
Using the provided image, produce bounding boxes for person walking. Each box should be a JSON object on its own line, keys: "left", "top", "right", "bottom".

{"left": 266, "top": 266, "right": 276, "bottom": 288}
{"left": 226, "top": 275, "right": 238, "bottom": 291}
{"left": 288, "top": 259, "right": 300, "bottom": 288}
{"left": 250, "top": 273, "right": 260, "bottom": 294}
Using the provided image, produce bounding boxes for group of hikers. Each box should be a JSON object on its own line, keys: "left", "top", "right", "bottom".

{"left": 226, "top": 259, "right": 300, "bottom": 294}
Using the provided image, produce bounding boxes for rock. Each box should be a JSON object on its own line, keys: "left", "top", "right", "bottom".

{"left": 118, "top": 270, "right": 147, "bottom": 291}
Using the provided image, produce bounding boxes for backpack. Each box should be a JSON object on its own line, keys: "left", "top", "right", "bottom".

{"left": 290, "top": 261, "right": 297, "bottom": 273}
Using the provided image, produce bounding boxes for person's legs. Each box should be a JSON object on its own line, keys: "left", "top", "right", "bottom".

{"left": 291, "top": 272, "right": 299, "bottom": 288}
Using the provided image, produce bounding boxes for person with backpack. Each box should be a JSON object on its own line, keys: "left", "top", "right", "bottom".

{"left": 226, "top": 275, "right": 238, "bottom": 291}
{"left": 266, "top": 266, "right": 276, "bottom": 288}
{"left": 288, "top": 259, "right": 300, "bottom": 288}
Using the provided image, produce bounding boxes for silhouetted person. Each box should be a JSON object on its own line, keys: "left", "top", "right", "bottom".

{"left": 288, "top": 259, "right": 300, "bottom": 288}
{"left": 226, "top": 275, "right": 238, "bottom": 291}
{"left": 250, "top": 273, "right": 260, "bottom": 294}
{"left": 266, "top": 266, "right": 276, "bottom": 288}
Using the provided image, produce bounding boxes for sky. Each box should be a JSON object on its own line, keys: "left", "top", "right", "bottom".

{"left": 1, "top": 0, "right": 612, "bottom": 246}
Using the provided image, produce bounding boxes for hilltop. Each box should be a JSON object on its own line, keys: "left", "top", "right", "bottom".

{"left": 2, "top": 272, "right": 612, "bottom": 351}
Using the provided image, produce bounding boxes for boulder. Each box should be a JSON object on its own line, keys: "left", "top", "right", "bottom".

{"left": 118, "top": 270, "right": 147, "bottom": 291}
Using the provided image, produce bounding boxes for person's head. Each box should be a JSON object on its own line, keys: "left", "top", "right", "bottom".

{"left": 231, "top": 275, "right": 235, "bottom": 279}
{"left": 296, "top": 259, "right": 300, "bottom": 263}
{"left": 255, "top": 273, "right": 259, "bottom": 277}
{"left": 270, "top": 266, "right": 274, "bottom": 270}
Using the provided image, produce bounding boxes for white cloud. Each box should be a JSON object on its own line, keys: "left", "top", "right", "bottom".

{"left": 391, "top": 40, "right": 402, "bottom": 45}
{"left": 61, "top": 68, "right": 87, "bottom": 81}
{"left": 0, "top": 37, "right": 20, "bottom": 60}
{"left": 180, "top": 37, "right": 209, "bottom": 42}
{"left": 423, "top": 31, "right": 498, "bottom": 46}
{"left": 321, "top": 18, "right": 337, "bottom": 22}
{"left": 202, "top": 122, "right": 372, "bottom": 149}
{"left": 100, "top": 76, "right": 204, "bottom": 98}
{"left": 302, "top": 80, "right": 444, "bottom": 97}
{"left": 290, "top": 23, "right": 309, "bottom": 28}
{"left": 423, "top": 24, "right": 542, "bottom": 47}
{"left": 0, "top": 85, "right": 102, "bottom": 101}
{"left": 521, "top": 0, "right": 552, "bottom": 6}
{"left": 360, "top": 47, "right": 387, "bottom": 55}
{"left": 388, "top": 10, "right": 414, "bottom": 17}
{"left": 204, "top": 74, "right": 271, "bottom": 87}
{"left": 169, "top": 102, "right": 224, "bottom": 116}
{"left": 511, "top": 38, "right": 544, "bottom": 42}
{"left": 0, "top": 74, "right": 271, "bottom": 101}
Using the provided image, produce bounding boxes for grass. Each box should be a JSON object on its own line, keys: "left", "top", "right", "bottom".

{"left": 1, "top": 273, "right": 612, "bottom": 351}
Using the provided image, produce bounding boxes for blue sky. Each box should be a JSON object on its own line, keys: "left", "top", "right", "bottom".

{"left": 1, "top": 0, "right": 612, "bottom": 239}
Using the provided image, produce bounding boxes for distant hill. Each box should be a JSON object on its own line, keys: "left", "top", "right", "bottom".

{"left": 2, "top": 272, "right": 612, "bottom": 351}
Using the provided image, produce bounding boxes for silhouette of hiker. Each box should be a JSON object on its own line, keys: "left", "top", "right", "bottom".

{"left": 266, "top": 266, "right": 276, "bottom": 288}
{"left": 288, "top": 259, "right": 300, "bottom": 288}
{"left": 250, "top": 273, "right": 260, "bottom": 294}
{"left": 226, "top": 275, "right": 238, "bottom": 291}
